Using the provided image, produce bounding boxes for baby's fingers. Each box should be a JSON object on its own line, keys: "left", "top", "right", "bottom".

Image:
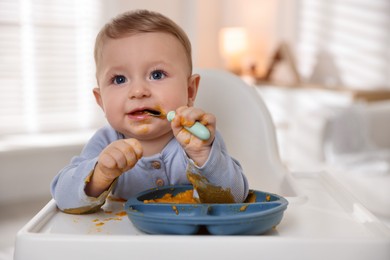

{"left": 99, "top": 139, "right": 143, "bottom": 172}
{"left": 200, "top": 113, "right": 216, "bottom": 140}
{"left": 124, "top": 138, "right": 143, "bottom": 160}
{"left": 100, "top": 144, "right": 128, "bottom": 170}
{"left": 99, "top": 152, "right": 117, "bottom": 169}
{"left": 121, "top": 139, "right": 143, "bottom": 169}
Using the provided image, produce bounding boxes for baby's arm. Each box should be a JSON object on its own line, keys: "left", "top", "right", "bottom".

{"left": 187, "top": 130, "right": 249, "bottom": 203}
{"left": 170, "top": 106, "right": 216, "bottom": 166}
{"left": 51, "top": 126, "right": 142, "bottom": 213}
{"left": 171, "top": 107, "right": 248, "bottom": 202}
{"left": 85, "top": 138, "right": 143, "bottom": 197}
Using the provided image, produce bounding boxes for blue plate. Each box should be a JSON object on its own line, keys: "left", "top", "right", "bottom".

{"left": 125, "top": 185, "right": 288, "bottom": 235}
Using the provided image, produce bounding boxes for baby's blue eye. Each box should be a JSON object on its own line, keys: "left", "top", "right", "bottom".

{"left": 113, "top": 75, "right": 127, "bottom": 85}
{"left": 150, "top": 70, "right": 166, "bottom": 80}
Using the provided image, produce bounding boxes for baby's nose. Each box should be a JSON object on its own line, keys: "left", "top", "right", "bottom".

{"left": 128, "top": 81, "right": 151, "bottom": 99}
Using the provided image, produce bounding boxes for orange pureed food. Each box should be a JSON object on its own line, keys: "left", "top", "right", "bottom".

{"left": 143, "top": 189, "right": 260, "bottom": 204}
{"left": 141, "top": 188, "right": 264, "bottom": 216}
{"left": 143, "top": 189, "right": 198, "bottom": 204}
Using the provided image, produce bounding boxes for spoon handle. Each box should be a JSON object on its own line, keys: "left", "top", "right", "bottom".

{"left": 167, "top": 111, "right": 210, "bottom": 140}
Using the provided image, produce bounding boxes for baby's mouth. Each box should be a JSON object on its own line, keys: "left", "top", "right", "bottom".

{"left": 130, "top": 109, "right": 165, "bottom": 118}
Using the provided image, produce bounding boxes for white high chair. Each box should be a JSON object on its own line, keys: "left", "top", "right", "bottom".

{"left": 323, "top": 103, "right": 390, "bottom": 172}
{"left": 322, "top": 103, "right": 390, "bottom": 217}
{"left": 194, "top": 68, "right": 297, "bottom": 197}
{"left": 14, "top": 69, "right": 390, "bottom": 260}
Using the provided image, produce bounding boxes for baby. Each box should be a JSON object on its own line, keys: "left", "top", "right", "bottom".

{"left": 51, "top": 9, "right": 248, "bottom": 214}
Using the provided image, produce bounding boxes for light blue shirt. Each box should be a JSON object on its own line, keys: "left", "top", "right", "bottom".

{"left": 51, "top": 125, "right": 248, "bottom": 213}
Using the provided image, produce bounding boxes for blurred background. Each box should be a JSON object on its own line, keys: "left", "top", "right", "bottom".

{"left": 1, "top": 0, "right": 389, "bottom": 259}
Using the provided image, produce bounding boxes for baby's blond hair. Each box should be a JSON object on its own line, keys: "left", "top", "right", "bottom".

{"left": 94, "top": 10, "right": 192, "bottom": 77}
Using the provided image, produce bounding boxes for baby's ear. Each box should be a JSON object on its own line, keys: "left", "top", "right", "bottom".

{"left": 93, "top": 87, "right": 104, "bottom": 111}
{"left": 187, "top": 74, "right": 200, "bottom": 106}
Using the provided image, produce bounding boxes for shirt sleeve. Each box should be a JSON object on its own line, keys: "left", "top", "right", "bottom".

{"left": 190, "top": 131, "right": 249, "bottom": 202}
{"left": 50, "top": 126, "right": 120, "bottom": 214}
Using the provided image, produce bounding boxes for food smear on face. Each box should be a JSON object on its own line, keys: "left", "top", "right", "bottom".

{"left": 138, "top": 126, "right": 150, "bottom": 134}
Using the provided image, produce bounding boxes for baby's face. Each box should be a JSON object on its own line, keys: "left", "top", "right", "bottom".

{"left": 93, "top": 32, "right": 198, "bottom": 140}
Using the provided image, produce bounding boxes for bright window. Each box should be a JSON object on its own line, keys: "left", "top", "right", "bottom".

{"left": 0, "top": 0, "right": 105, "bottom": 135}
{"left": 296, "top": 0, "right": 390, "bottom": 89}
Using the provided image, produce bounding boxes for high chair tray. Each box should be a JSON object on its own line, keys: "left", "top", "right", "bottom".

{"left": 125, "top": 185, "right": 288, "bottom": 235}
{"left": 14, "top": 172, "right": 390, "bottom": 260}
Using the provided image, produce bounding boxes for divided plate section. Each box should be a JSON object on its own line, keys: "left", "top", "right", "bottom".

{"left": 125, "top": 185, "right": 288, "bottom": 235}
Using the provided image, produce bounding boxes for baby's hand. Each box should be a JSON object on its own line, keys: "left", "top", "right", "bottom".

{"left": 97, "top": 138, "right": 143, "bottom": 180}
{"left": 85, "top": 139, "right": 143, "bottom": 197}
{"left": 170, "top": 106, "right": 216, "bottom": 166}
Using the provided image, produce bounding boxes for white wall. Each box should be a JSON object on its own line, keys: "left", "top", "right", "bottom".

{"left": 0, "top": 141, "right": 86, "bottom": 205}
{"left": 100, "top": 0, "right": 297, "bottom": 72}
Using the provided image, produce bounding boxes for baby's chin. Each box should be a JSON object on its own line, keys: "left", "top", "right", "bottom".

{"left": 120, "top": 126, "right": 173, "bottom": 141}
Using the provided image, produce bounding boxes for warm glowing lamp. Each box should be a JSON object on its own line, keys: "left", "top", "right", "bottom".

{"left": 219, "top": 27, "right": 248, "bottom": 74}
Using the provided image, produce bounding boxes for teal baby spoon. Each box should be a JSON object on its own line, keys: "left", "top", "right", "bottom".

{"left": 167, "top": 111, "right": 210, "bottom": 140}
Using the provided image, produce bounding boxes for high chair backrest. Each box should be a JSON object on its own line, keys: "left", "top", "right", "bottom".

{"left": 194, "top": 68, "right": 296, "bottom": 196}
